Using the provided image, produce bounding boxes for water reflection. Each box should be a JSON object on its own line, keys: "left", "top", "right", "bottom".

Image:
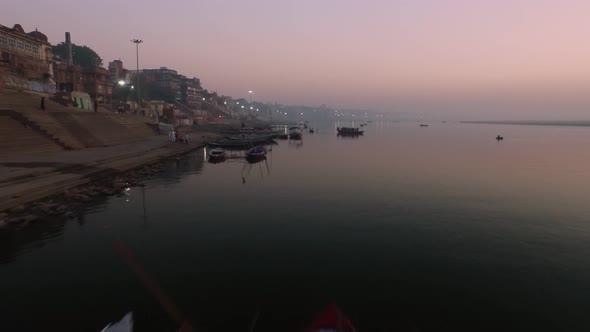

{"left": 0, "top": 195, "right": 112, "bottom": 264}
{"left": 241, "top": 158, "right": 271, "bottom": 184}
{"left": 3, "top": 122, "right": 590, "bottom": 331}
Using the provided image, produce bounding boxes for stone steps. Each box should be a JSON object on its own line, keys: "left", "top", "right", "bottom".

{"left": 0, "top": 116, "right": 62, "bottom": 156}
{"left": 1, "top": 89, "right": 157, "bottom": 149}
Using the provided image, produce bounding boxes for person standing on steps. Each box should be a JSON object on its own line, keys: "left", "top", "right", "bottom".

{"left": 40, "top": 96, "right": 45, "bottom": 111}
{"left": 94, "top": 99, "right": 98, "bottom": 112}
{"left": 184, "top": 133, "right": 189, "bottom": 144}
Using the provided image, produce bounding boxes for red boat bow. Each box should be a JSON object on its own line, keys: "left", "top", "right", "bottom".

{"left": 306, "top": 303, "right": 357, "bottom": 332}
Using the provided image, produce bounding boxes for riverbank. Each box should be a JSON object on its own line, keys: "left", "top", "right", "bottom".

{"left": 0, "top": 132, "right": 221, "bottom": 227}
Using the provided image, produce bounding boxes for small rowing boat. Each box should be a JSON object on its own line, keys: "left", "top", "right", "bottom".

{"left": 208, "top": 148, "right": 226, "bottom": 162}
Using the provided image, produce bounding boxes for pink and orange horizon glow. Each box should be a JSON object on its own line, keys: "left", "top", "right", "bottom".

{"left": 3, "top": 0, "right": 590, "bottom": 119}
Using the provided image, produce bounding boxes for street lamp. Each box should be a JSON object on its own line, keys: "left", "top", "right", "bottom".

{"left": 131, "top": 39, "right": 143, "bottom": 111}
{"left": 248, "top": 90, "right": 253, "bottom": 104}
{"left": 118, "top": 80, "right": 125, "bottom": 86}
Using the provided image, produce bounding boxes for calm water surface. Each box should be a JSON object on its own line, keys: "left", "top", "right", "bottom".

{"left": 2, "top": 122, "right": 590, "bottom": 331}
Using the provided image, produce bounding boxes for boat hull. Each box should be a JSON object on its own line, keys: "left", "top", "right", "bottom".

{"left": 337, "top": 130, "right": 364, "bottom": 136}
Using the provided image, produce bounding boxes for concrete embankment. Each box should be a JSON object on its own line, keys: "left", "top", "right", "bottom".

{"left": 0, "top": 133, "right": 220, "bottom": 217}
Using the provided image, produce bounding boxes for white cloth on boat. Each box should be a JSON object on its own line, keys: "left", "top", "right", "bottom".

{"left": 101, "top": 312, "right": 133, "bottom": 332}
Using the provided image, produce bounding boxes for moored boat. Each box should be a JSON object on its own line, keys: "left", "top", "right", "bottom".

{"left": 289, "top": 127, "right": 303, "bottom": 139}
{"left": 246, "top": 146, "right": 267, "bottom": 160}
{"left": 208, "top": 148, "right": 226, "bottom": 162}
{"left": 208, "top": 136, "right": 275, "bottom": 148}
{"left": 336, "top": 127, "right": 364, "bottom": 136}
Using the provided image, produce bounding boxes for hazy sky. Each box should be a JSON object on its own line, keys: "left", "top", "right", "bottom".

{"left": 3, "top": 0, "right": 590, "bottom": 119}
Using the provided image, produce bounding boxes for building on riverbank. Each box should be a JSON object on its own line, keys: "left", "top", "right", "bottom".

{"left": 0, "top": 23, "right": 55, "bottom": 92}
{"left": 0, "top": 24, "right": 53, "bottom": 79}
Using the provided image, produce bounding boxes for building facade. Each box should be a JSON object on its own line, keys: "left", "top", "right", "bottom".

{"left": 180, "top": 76, "right": 202, "bottom": 109}
{"left": 0, "top": 23, "right": 53, "bottom": 80}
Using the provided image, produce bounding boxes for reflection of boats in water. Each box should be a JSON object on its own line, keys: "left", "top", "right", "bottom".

{"left": 337, "top": 127, "right": 364, "bottom": 136}
{"left": 241, "top": 152, "right": 271, "bottom": 183}
{"left": 208, "top": 148, "right": 226, "bottom": 163}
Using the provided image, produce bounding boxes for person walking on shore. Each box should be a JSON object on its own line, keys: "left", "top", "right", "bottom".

{"left": 172, "top": 129, "right": 176, "bottom": 143}
{"left": 184, "top": 133, "right": 189, "bottom": 144}
{"left": 40, "top": 97, "right": 45, "bottom": 111}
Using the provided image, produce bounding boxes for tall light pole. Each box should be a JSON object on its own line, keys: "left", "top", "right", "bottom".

{"left": 248, "top": 91, "right": 253, "bottom": 119}
{"left": 131, "top": 39, "right": 143, "bottom": 112}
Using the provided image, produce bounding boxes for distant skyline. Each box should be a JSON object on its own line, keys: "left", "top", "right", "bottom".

{"left": 3, "top": 0, "right": 590, "bottom": 119}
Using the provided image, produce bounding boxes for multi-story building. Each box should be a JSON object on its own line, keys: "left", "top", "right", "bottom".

{"left": 108, "top": 59, "right": 125, "bottom": 81}
{"left": 0, "top": 23, "right": 53, "bottom": 81}
{"left": 141, "top": 67, "right": 181, "bottom": 101}
{"left": 180, "top": 76, "right": 202, "bottom": 109}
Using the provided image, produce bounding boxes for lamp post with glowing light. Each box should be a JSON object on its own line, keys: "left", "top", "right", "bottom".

{"left": 131, "top": 39, "right": 143, "bottom": 112}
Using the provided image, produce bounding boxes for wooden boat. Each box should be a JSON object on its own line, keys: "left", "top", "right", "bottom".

{"left": 289, "top": 127, "right": 303, "bottom": 140}
{"left": 336, "top": 127, "right": 364, "bottom": 136}
{"left": 246, "top": 146, "right": 267, "bottom": 160}
{"left": 208, "top": 148, "right": 226, "bottom": 162}
{"left": 419, "top": 124, "right": 429, "bottom": 127}
{"left": 226, "top": 133, "right": 273, "bottom": 141}
{"left": 306, "top": 303, "right": 356, "bottom": 332}
{"left": 208, "top": 136, "right": 274, "bottom": 148}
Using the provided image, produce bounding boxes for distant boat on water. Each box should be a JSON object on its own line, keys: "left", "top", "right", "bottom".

{"left": 420, "top": 124, "right": 429, "bottom": 127}
{"left": 337, "top": 127, "right": 363, "bottom": 136}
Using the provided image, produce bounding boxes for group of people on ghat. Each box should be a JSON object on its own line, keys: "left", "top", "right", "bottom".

{"left": 168, "top": 128, "right": 189, "bottom": 144}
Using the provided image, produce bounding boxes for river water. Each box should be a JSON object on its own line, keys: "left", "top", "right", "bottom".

{"left": 2, "top": 121, "right": 590, "bottom": 331}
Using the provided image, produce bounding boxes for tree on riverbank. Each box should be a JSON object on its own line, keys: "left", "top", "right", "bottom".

{"left": 52, "top": 43, "right": 103, "bottom": 68}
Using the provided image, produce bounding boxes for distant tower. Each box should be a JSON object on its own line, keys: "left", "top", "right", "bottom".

{"left": 65, "top": 32, "right": 73, "bottom": 65}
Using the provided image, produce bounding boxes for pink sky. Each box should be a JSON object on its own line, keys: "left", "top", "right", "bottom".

{"left": 3, "top": 0, "right": 590, "bottom": 118}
